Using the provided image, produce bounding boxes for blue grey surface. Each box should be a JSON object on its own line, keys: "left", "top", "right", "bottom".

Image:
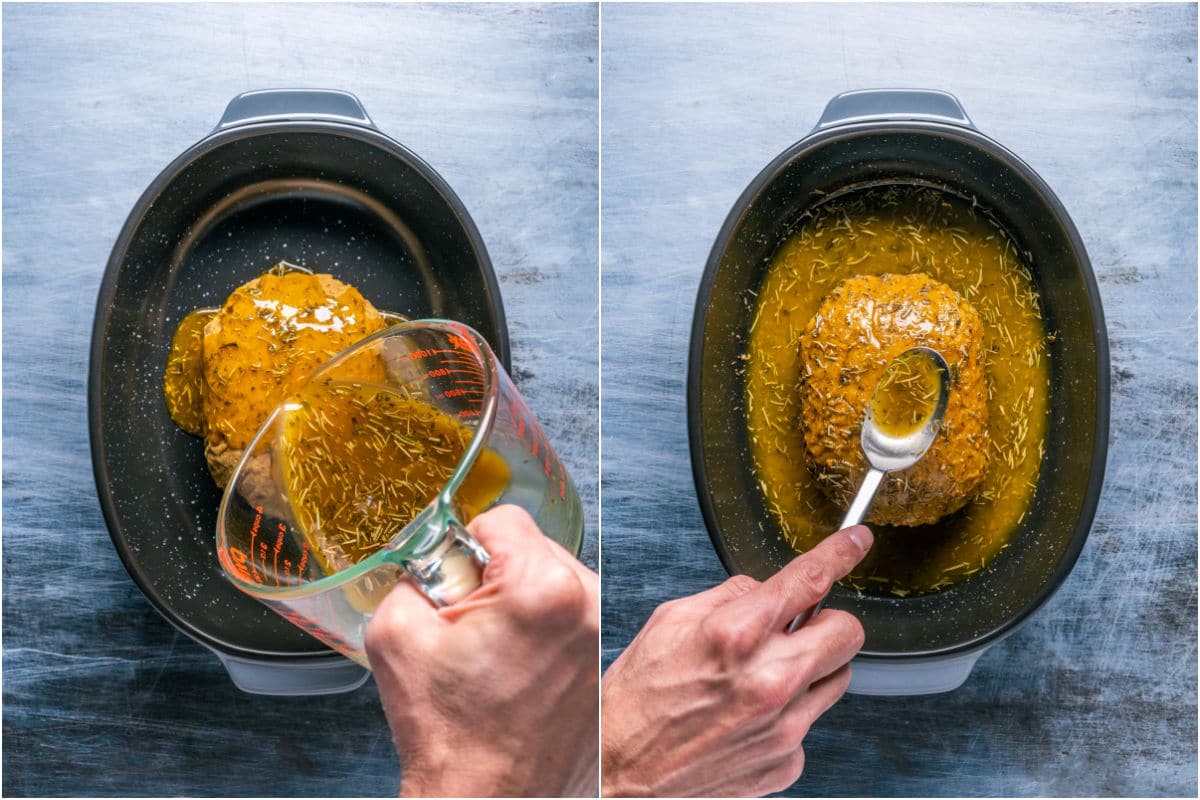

{"left": 3, "top": 3, "right": 597, "bottom": 796}
{"left": 600, "top": 3, "right": 1197, "bottom": 797}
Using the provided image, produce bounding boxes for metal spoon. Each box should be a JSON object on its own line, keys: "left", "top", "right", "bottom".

{"left": 786, "top": 346, "right": 951, "bottom": 633}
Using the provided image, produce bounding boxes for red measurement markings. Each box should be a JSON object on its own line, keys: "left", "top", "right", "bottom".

{"left": 510, "top": 396, "right": 569, "bottom": 484}
{"left": 428, "top": 366, "right": 484, "bottom": 382}
{"left": 272, "top": 522, "right": 286, "bottom": 587}
{"left": 441, "top": 389, "right": 484, "bottom": 401}
{"left": 219, "top": 545, "right": 261, "bottom": 585}
{"left": 247, "top": 506, "right": 263, "bottom": 581}
{"left": 434, "top": 355, "right": 483, "bottom": 369}
{"left": 447, "top": 333, "right": 481, "bottom": 357}
{"left": 406, "top": 347, "right": 458, "bottom": 361}
{"left": 297, "top": 542, "right": 310, "bottom": 575}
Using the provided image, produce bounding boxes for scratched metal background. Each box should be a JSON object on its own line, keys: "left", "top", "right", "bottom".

{"left": 600, "top": 2, "right": 1197, "bottom": 797}
{"left": 2, "top": 3, "right": 597, "bottom": 796}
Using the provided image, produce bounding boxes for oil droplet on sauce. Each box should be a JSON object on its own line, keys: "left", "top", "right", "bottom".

{"left": 870, "top": 350, "right": 942, "bottom": 438}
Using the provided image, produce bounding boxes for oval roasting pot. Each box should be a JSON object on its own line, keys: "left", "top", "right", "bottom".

{"left": 688, "top": 90, "right": 1109, "bottom": 694}
{"left": 89, "top": 89, "right": 510, "bottom": 695}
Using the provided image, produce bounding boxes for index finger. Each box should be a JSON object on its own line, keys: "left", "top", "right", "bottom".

{"left": 735, "top": 525, "right": 873, "bottom": 631}
{"left": 470, "top": 504, "right": 597, "bottom": 589}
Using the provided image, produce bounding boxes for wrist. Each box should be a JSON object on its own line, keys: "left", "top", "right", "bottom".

{"left": 600, "top": 745, "right": 649, "bottom": 798}
{"left": 400, "top": 749, "right": 516, "bottom": 798}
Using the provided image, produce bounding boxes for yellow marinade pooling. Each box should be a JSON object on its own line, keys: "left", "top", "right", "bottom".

{"left": 745, "top": 185, "right": 1051, "bottom": 596}
{"left": 163, "top": 307, "right": 215, "bottom": 437}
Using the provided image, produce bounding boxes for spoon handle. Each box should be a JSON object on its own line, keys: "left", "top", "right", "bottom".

{"left": 786, "top": 466, "right": 886, "bottom": 633}
{"left": 839, "top": 466, "right": 886, "bottom": 531}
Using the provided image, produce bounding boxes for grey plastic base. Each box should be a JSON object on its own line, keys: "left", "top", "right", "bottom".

{"left": 212, "top": 650, "right": 371, "bottom": 696}
{"left": 848, "top": 649, "right": 986, "bottom": 696}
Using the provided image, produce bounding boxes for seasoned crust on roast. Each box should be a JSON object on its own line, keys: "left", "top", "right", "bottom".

{"left": 201, "top": 272, "right": 387, "bottom": 487}
{"left": 799, "top": 273, "right": 990, "bottom": 526}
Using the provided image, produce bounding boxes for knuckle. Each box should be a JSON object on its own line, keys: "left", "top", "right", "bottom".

{"left": 705, "top": 614, "right": 761, "bottom": 660}
{"left": 826, "top": 609, "right": 867, "bottom": 652}
{"left": 525, "top": 564, "right": 586, "bottom": 620}
{"left": 846, "top": 614, "right": 866, "bottom": 651}
{"left": 723, "top": 574, "right": 759, "bottom": 599}
{"left": 648, "top": 597, "right": 682, "bottom": 623}
{"left": 833, "top": 664, "right": 854, "bottom": 695}
{"left": 791, "top": 746, "right": 808, "bottom": 778}
{"left": 363, "top": 611, "right": 404, "bottom": 661}
{"left": 794, "top": 559, "right": 833, "bottom": 598}
{"left": 743, "top": 669, "right": 793, "bottom": 715}
{"left": 784, "top": 748, "right": 808, "bottom": 786}
{"left": 794, "top": 614, "right": 865, "bottom": 682}
{"left": 780, "top": 710, "right": 814, "bottom": 747}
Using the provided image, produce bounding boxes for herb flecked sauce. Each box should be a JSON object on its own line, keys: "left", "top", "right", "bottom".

{"left": 745, "top": 185, "right": 1051, "bottom": 596}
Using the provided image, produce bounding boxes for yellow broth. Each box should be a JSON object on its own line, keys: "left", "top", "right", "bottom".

{"left": 280, "top": 380, "right": 510, "bottom": 569}
{"left": 745, "top": 184, "right": 1050, "bottom": 596}
{"left": 870, "top": 349, "right": 943, "bottom": 439}
{"left": 163, "top": 308, "right": 215, "bottom": 437}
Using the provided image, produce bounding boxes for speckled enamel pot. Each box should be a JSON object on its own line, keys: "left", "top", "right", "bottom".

{"left": 89, "top": 90, "right": 508, "bottom": 695}
{"left": 689, "top": 90, "right": 1109, "bottom": 694}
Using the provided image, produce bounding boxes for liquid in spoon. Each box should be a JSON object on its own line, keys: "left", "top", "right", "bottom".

{"left": 869, "top": 348, "right": 944, "bottom": 439}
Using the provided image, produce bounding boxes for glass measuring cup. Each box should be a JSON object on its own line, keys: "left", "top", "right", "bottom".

{"left": 215, "top": 319, "right": 583, "bottom": 666}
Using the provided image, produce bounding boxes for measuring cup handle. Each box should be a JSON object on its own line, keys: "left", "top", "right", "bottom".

{"left": 404, "top": 522, "right": 490, "bottom": 606}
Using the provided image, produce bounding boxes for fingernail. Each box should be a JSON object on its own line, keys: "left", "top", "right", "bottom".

{"left": 846, "top": 525, "right": 873, "bottom": 552}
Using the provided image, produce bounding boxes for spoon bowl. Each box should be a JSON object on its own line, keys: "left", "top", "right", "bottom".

{"left": 861, "top": 346, "right": 951, "bottom": 473}
{"left": 834, "top": 346, "right": 952, "bottom": 530}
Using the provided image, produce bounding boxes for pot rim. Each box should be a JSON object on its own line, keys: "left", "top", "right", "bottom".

{"left": 688, "top": 119, "right": 1110, "bottom": 661}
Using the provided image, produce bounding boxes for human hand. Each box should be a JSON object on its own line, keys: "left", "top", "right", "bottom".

{"left": 365, "top": 505, "right": 599, "bottom": 798}
{"left": 600, "top": 525, "right": 873, "bottom": 797}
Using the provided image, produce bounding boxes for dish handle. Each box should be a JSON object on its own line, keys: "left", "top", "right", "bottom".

{"left": 814, "top": 89, "right": 975, "bottom": 131}
{"left": 847, "top": 649, "right": 985, "bottom": 696}
{"left": 212, "top": 649, "right": 372, "bottom": 696}
{"left": 215, "top": 88, "right": 375, "bottom": 131}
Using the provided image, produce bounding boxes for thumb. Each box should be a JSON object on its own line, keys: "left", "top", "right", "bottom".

{"left": 466, "top": 504, "right": 552, "bottom": 589}
{"left": 469, "top": 504, "right": 548, "bottom": 557}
